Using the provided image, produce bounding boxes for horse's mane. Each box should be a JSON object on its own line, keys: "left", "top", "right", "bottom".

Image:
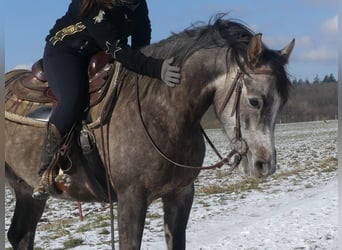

{"left": 142, "top": 14, "right": 291, "bottom": 103}
{"left": 143, "top": 14, "right": 252, "bottom": 68}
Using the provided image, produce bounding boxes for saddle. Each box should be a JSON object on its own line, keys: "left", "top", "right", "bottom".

{"left": 28, "top": 51, "right": 112, "bottom": 105}
{"left": 5, "top": 51, "right": 120, "bottom": 125}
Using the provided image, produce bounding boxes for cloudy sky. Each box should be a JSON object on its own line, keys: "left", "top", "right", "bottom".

{"left": 4, "top": 0, "right": 339, "bottom": 81}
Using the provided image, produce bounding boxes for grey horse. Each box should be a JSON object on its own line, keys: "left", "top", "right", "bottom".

{"left": 5, "top": 17, "right": 294, "bottom": 250}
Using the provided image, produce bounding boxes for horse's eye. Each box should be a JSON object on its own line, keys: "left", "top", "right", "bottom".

{"left": 249, "top": 98, "right": 261, "bottom": 108}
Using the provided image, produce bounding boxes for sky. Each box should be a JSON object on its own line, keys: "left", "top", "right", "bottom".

{"left": 4, "top": 0, "right": 339, "bottom": 82}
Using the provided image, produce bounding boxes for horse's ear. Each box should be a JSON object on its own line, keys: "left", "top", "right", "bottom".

{"left": 278, "top": 38, "right": 295, "bottom": 64}
{"left": 247, "top": 33, "right": 263, "bottom": 67}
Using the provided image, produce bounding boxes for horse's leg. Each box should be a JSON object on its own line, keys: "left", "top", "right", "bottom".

{"left": 162, "top": 184, "right": 194, "bottom": 250}
{"left": 117, "top": 188, "right": 148, "bottom": 250}
{"left": 6, "top": 166, "right": 46, "bottom": 250}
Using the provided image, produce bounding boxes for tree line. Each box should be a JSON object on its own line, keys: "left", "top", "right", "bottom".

{"left": 292, "top": 73, "right": 337, "bottom": 85}
{"left": 276, "top": 79, "right": 338, "bottom": 123}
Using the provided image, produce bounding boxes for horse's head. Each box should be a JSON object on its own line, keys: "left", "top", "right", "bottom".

{"left": 214, "top": 33, "right": 295, "bottom": 178}
{"left": 142, "top": 17, "right": 294, "bottom": 178}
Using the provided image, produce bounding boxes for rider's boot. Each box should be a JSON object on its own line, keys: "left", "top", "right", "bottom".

{"left": 32, "top": 123, "right": 63, "bottom": 200}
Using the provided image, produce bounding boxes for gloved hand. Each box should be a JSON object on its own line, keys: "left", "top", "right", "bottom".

{"left": 161, "top": 57, "right": 181, "bottom": 87}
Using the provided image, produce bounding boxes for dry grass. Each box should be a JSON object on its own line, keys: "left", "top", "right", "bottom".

{"left": 197, "top": 177, "right": 264, "bottom": 195}
{"left": 63, "top": 238, "right": 84, "bottom": 249}
{"left": 197, "top": 155, "right": 337, "bottom": 196}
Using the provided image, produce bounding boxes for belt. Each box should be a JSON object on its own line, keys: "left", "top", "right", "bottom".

{"left": 49, "top": 22, "right": 86, "bottom": 46}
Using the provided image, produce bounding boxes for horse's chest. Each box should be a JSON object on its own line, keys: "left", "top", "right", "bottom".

{"left": 147, "top": 168, "right": 200, "bottom": 198}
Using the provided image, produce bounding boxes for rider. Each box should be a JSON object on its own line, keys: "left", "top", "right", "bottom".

{"left": 32, "top": 0, "right": 181, "bottom": 199}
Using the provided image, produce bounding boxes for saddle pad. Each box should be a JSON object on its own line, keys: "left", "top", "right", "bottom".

{"left": 5, "top": 62, "right": 122, "bottom": 128}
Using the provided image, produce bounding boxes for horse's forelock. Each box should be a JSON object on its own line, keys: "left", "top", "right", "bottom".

{"left": 261, "top": 50, "right": 292, "bottom": 104}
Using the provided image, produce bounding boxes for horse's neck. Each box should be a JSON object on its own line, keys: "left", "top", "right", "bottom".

{"left": 176, "top": 50, "right": 228, "bottom": 123}
{"left": 117, "top": 49, "right": 226, "bottom": 130}
{"left": 125, "top": 76, "right": 213, "bottom": 132}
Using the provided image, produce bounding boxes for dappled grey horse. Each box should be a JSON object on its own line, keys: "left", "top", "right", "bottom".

{"left": 5, "top": 17, "right": 294, "bottom": 250}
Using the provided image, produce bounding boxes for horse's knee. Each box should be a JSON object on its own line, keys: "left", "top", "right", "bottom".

{"left": 117, "top": 191, "right": 148, "bottom": 249}
{"left": 162, "top": 187, "right": 195, "bottom": 250}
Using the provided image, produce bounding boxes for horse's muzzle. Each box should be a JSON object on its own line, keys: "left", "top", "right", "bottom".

{"left": 241, "top": 153, "right": 276, "bottom": 178}
{"left": 253, "top": 160, "right": 276, "bottom": 178}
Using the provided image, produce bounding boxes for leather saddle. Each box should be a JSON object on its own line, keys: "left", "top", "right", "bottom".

{"left": 12, "top": 51, "right": 113, "bottom": 107}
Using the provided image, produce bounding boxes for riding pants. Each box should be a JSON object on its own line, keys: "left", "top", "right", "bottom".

{"left": 43, "top": 44, "right": 91, "bottom": 137}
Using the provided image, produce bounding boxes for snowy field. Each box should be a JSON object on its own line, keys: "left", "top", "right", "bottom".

{"left": 5, "top": 120, "right": 338, "bottom": 250}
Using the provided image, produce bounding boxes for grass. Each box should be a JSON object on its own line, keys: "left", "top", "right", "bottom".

{"left": 63, "top": 237, "right": 84, "bottom": 249}
{"left": 319, "top": 157, "right": 338, "bottom": 172}
{"left": 197, "top": 177, "right": 264, "bottom": 195}
{"left": 75, "top": 215, "right": 110, "bottom": 233}
{"left": 99, "top": 228, "right": 111, "bottom": 235}
{"left": 146, "top": 212, "right": 162, "bottom": 219}
{"left": 76, "top": 223, "right": 95, "bottom": 233}
{"left": 197, "top": 155, "right": 337, "bottom": 196}
{"left": 38, "top": 219, "right": 73, "bottom": 240}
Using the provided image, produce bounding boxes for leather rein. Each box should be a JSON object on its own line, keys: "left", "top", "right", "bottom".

{"left": 135, "top": 69, "right": 261, "bottom": 172}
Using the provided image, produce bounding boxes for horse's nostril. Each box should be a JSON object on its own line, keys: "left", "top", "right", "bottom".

{"left": 254, "top": 161, "right": 269, "bottom": 176}
{"left": 255, "top": 161, "right": 264, "bottom": 171}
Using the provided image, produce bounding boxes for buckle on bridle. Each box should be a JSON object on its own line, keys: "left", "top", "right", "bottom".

{"left": 231, "top": 137, "right": 248, "bottom": 156}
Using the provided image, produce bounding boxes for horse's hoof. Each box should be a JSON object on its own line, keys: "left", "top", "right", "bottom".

{"left": 32, "top": 190, "right": 50, "bottom": 200}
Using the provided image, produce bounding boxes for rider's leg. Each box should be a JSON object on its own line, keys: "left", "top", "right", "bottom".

{"left": 32, "top": 44, "right": 90, "bottom": 200}
{"left": 32, "top": 123, "right": 63, "bottom": 199}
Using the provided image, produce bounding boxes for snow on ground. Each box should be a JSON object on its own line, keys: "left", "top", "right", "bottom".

{"left": 5, "top": 120, "right": 338, "bottom": 250}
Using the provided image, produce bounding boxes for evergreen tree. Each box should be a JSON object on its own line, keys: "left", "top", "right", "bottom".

{"left": 328, "top": 73, "right": 337, "bottom": 82}
{"left": 313, "top": 74, "right": 320, "bottom": 84}
{"left": 322, "top": 74, "right": 329, "bottom": 83}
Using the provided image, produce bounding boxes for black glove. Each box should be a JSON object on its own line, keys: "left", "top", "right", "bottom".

{"left": 161, "top": 57, "right": 181, "bottom": 87}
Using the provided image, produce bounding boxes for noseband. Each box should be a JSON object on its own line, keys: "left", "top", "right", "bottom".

{"left": 135, "top": 68, "right": 273, "bottom": 172}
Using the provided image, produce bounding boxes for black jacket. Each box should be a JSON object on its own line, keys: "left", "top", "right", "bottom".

{"left": 46, "top": 0, "right": 162, "bottom": 79}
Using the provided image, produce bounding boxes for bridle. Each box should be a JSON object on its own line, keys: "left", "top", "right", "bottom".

{"left": 218, "top": 70, "right": 245, "bottom": 143}
{"left": 135, "top": 67, "right": 273, "bottom": 172}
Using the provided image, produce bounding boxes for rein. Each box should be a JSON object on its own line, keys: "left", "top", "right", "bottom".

{"left": 135, "top": 70, "right": 248, "bottom": 172}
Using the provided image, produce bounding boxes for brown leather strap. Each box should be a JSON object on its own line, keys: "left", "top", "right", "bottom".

{"left": 218, "top": 71, "right": 243, "bottom": 116}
